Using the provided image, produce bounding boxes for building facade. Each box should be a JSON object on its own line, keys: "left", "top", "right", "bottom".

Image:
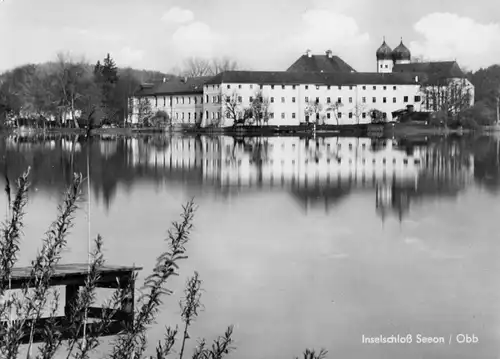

{"left": 130, "top": 40, "right": 474, "bottom": 127}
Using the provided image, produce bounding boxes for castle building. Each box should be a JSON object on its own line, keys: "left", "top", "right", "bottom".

{"left": 130, "top": 39, "right": 474, "bottom": 127}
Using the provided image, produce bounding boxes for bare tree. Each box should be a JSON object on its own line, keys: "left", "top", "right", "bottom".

{"left": 326, "top": 101, "right": 343, "bottom": 125}
{"left": 420, "top": 77, "right": 474, "bottom": 126}
{"left": 305, "top": 100, "right": 323, "bottom": 124}
{"left": 54, "top": 52, "right": 88, "bottom": 128}
{"left": 180, "top": 57, "right": 213, "bottom": 77}
{"left": 223, "top": 92, "right": 251, "bottom": 126}
{"left": 212, "top": 57, "right": 239, "bottom": 74}
{"left": 249, "top": 91, "right": 270, "bottom": 126}
{"left": 352, "top": 101, "right": 368, "bottom": 124}
{"left": 176, "top": 56, "right": 240, "bottom": 77}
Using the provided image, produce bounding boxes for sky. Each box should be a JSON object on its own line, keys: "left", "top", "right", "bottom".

{"left": 0, "top": 0, "right": 499, "bottom": 74}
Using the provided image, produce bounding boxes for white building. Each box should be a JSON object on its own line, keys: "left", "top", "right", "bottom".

{"left": 130, "top": 40, "right": 474, "bottom": 127}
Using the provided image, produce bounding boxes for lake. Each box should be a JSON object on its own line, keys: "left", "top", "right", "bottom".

{"left": 1, "top": 132, "right": 500, "bottom": 359}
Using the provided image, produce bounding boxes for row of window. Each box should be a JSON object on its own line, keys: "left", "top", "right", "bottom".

{"left": 227, "top": 95, "right": 421, "bottom": 104}
{"left": 149, "top": 93, "right": 421, "bottom": 107}
{"left": 220, "top": 84, "right": 401, "bottom": 91}
{"left": 223, "top": 158, "right": 421, "bottom": 165}
{"left": 230, "top": 111, "right": 388, "bottom": 120}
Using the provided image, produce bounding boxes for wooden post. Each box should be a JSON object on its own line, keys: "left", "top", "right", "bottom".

{"left": 65, "top": 285, "right": 79, "bottom": 318}
{"left": 120, "top": 272, "right": 135, "bottom": 327}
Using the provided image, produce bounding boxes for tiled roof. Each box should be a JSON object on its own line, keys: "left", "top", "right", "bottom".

{"left": 204, "top": 71, "right": 422, "bottom": 86}
{"left": 287, "top": 54, "right": 356, "bottom": 73}
{"left": 393, "top": 61, "right": 466, "bottom": 79}
{"left": 134, "top": 76, "right": 211, "bottom": 96}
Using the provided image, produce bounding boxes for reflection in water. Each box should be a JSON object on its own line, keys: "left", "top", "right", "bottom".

{"left": 0, "top": 132, "right": 487, "bottom": 221}
{"left": 1, "top": 132, "right": 500, "bottom": 359}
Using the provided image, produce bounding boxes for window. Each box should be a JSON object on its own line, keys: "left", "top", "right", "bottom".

{"left": 349, "top": 97, "right": 353, "bottom": 103}
{"left": 383, "top": 97, "right": 387, "bottom": 103}
{"left": 205, "top": 95, "right": 209, "bottom": 103}
{"left": 362, "top": 97, "right": 366, "bottom": 103}
{"left": 238, "top": 84, "right": 242, "bottom": 89}
{"left": 163, "top": 96, "right": 166, "bottom": 106}
{"left": 362, "top": 113, "right": 366, "bottom": 118}
{"left": 292, "top": 97, "right": 296, "bottom": 103}
{"left": 327, "top": 113, "right": 331, "bottom": 119}
{"left": 194, "top": 113, "right": 197, "bottom": 120}
{"left": 316, "top": 85, "right": 320, "bottom": 90}
{"left": 380, "top": 64, "right": 383, "bottom": 69}
{"left": 188, "top": 113, "right": 191, "bottom": 121}
{"left": 372, "top": 97, "right": 376, "bottom": 103}
{"left": 281, "top": 97, "right": 285, "bottom": 103}
{"left": 238, "top": 96, "right": 242, "bottom": 103}
{"left": 393, "top": 86, "right": 397, "bottom": 90}
{"left": 176, "top": 113, "right": 179, "bottom": 119}
{"left": 349, "top": 86, "right": 353, "bottom": 90}
{"left": 337, "top": 97, "right": 342, "bottom": 103}
{"left": 315, "top": 97, "right": 319, "bottom": 103}
{"left": 271, "top": 97, "right": 274, "bottom": 103}
{"left": 305, "top": 96, "right": 309, "bottom": 102}
{"left": 393, "top": 97, "right": 396, "bottom": 103}
{"left": 271, "top": 85, "right": 275, "bottom": 89}
{"left": 382, "top": 112, "right": 387, "bottom": 119}
{"left": 327, "top": 97, "right": 331, "bottom": 103}
{"left": 176, "top": 97, "right": 179, "bottom": 104}
{"left": 281, "top": 113, "right": 285, "bottom": 119}
{"left": 259, "top": 96, "right": 263, "bottom": 102}
{"left": 385, "top": 65, "right": 388, "bottom": 68}
{"left": 349, "top": 112, "right": 353, "bottom": 119}
{"left": 373, "top": 86, "right": 376, "bottom": 90}
{"left": 214, "top": 96, "right": 218, "bottom": 103}
{"left": 250, "top": 84, "right": 253, "bottom": 89}
{"left": 404, "top": 96, "right": 408, "bottom": 103}
{"left": 338, "top": 113, "right": 342, "bottom": 118}
{"left": 194, "top": 97, "right": 197, "bottom": 104}
{"left": 305, "top": 85, "right": 309, "bottom": 90}
{"left": 327, "top": 85, "right": 331, "bottom": 90}
{"left": 270, "top": 113, "right": 274, "bottom": 119}
{"left": 225, "top": 96, "right": 230, "bottom": 103}
{"left": 362, "top": 86, "right": 366, "bottom": 90}
{"left": 338, "top": 86, "right": 342, "bottom": 90}
{"left": 182, "top": 97, "right": 185, "bottom": 104}
{"left": 292, "top": 113, "right": 296, "bottom": 119}
{"left": 155, "top": 97, "right": 157, "bottom": 106}
{"left": 383, "top": 86, "right": 387, "bottom": 90}
{"left": 249, "top": 96, "right": 253, "bottom": 102}
{"left": 414, "top": 95, "right": 421, "bottom": 102}
{"left": 260, "top": 85, "right": 263, "bottom": 89}
{"left": 227, "top": 85, "right": 231, "bottom": 89}
{"left": 316, "top": 113, "right": 320, "bottom": 120}
{"left": 293, "top": 85, "right": 296, "bottom": 89}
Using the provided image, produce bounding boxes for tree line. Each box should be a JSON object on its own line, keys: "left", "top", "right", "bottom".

{"left": 0, "top": 54, "right": 240, "bottom": 128}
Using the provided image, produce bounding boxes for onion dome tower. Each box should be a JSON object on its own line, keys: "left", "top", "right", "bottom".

{"left": 392, "top": 38, "right": 411, "bottom": 64}
{"left": 376, "top": 37, "right": 393, "bottom": 73}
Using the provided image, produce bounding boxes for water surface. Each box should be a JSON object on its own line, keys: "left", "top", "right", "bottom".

{"left": 1, "top": 132, "right": 499, "bottom": 359}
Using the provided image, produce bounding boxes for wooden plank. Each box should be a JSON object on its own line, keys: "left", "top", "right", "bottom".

{"left": 9, "top": 264, "right": 143, "bottom": 280}
{"left": 5, "top": 266, "right": 142, "bottom": 290}
{"left": 65, "top": 285, "right": 80, "bottom": 318}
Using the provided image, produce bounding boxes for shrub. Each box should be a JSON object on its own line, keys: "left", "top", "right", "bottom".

{"left": 0, "top": 169, "right": 327, "bottom": 359}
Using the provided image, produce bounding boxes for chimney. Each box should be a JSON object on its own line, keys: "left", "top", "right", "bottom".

{"left": 306, "top": 49, "right": 312, "bottom": 58}
{"left": 325, "top": 49, "right": 333, "bottom": 58}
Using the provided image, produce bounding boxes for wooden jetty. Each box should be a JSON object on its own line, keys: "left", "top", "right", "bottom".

{"left": 2, "top": 263, "right": 142, "bottom": 343}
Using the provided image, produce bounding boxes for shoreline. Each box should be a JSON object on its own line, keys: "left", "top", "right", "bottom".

{"left": 1, "top": 123, "right": 497, "bottom": 138}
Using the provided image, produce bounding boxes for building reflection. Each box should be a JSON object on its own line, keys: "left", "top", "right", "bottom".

{"left": 125, "top": 134, "right": 475, "bottom": 219}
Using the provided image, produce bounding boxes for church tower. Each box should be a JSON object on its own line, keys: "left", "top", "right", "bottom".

{"left": 376, "top": 37, "right": 393, "bottom": 73}
{"left": 392, "top": 38, "right": 411, "bottom": 65}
